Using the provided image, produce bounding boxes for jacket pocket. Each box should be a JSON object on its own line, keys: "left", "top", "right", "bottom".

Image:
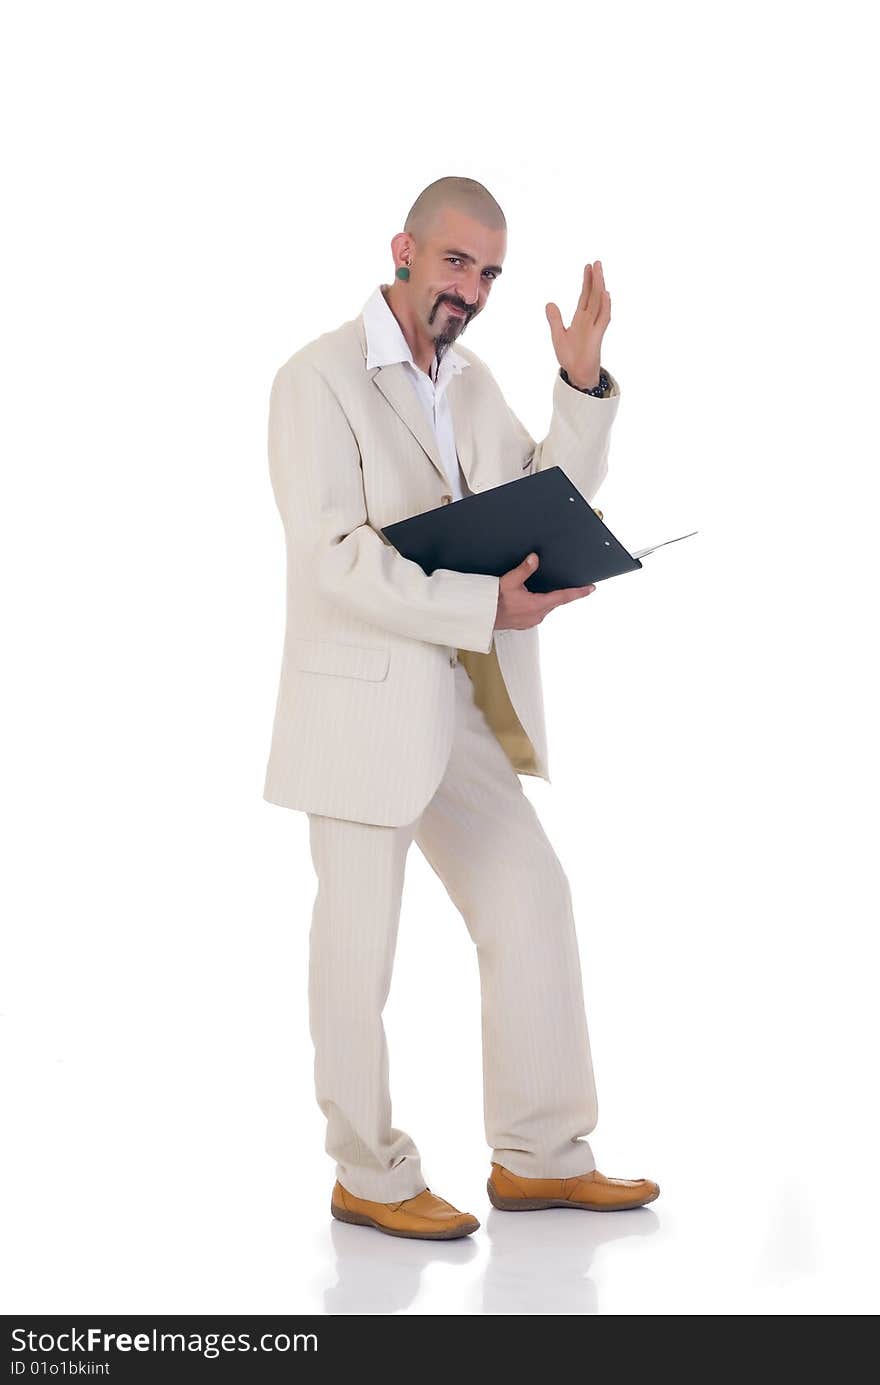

{"left": 291, "top": 637, "right": 391, "bottom": 682}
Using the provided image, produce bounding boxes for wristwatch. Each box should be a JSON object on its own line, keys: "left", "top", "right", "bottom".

{"left": 560, "top": 366, "right": 611, "bottom": 397}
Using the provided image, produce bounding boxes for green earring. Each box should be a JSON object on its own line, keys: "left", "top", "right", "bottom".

{"left": 396, "top": 264, "right": 410, "bottom": 281}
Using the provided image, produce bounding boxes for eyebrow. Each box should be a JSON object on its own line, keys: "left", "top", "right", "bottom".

{"left": 442, "top": 248, "right": 503, "bottom": 275}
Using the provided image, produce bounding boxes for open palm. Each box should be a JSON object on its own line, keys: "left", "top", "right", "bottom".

{"left": 545, "top": 260, "right": 611, "bottom": 388}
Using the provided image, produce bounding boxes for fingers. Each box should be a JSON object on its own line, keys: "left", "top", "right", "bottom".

{"left": 576, "top": 261, "right": 611, "bottom": 318}
{"left": 586, "top": 260, "right": 604, "bottom": 322}
{"left": 542, "top": 583, "right": 596, "bottom": 612}
{"left": 579, "top": 260, "right": 610, "bottom": 325}
{"left": 576, "top": 263, "right": 592, "bottom": 315}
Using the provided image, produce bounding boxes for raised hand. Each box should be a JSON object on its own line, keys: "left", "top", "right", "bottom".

{"left": 545, "top": 260, "right": 611, "bottom": 390}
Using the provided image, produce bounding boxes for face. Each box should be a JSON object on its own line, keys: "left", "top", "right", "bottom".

{"left": 414, "top": 210, "right": 506, "bottom": 349}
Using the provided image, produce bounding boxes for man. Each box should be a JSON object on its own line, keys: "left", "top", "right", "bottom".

{"left": 263, "top": 176, "right": 659, "bottom": 1241}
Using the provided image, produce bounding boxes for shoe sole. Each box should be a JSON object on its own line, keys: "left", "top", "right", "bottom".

{"left": 331, "top": 1202, "right": 480, "bottom": 1239}
{"left": 486, "top": 1179, "right": 660, "bottom": 1212}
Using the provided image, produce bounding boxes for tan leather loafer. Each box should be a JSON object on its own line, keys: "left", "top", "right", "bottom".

{"left": 331, "top": 1182, "right": 480, "bottom": 1239}
{"left": 488, "top": 1162, "right": 660, "bottom": 1212}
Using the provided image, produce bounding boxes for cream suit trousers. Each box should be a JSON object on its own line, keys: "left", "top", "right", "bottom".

{"left": 306, "top": 661, "right": 599, "bottom": 1203}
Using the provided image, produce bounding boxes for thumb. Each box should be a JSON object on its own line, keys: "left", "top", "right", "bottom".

{"left": 517, "top": 551, "right": 539, "bottom": 581}
{"left": 545, "top": 302, "right": 564, "bottom": 354}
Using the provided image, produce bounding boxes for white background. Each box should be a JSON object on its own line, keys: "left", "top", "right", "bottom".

{"left": 2, "top": 0, "right": 878, "bottom": 1316}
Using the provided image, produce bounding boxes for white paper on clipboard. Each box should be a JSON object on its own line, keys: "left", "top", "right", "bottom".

{"left": 630, "top": 530, "right": 699, "bottom": 561}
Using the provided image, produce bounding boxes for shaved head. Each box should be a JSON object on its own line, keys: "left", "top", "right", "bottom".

{"left": 404, "top": 176, "right": 506, "bottom": 242}
{"left": 384, "top": 177, "right": 507, "bottom": 376}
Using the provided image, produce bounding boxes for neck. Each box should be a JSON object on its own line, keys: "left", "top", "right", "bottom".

{"left": 381, "top": 282, "right": 446, "bottom": 376}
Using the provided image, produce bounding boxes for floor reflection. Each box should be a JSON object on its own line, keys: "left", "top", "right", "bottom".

{"left": 322, "top": 1205, "right": 659, "bottom": 1314}
{"left": 482, "top": 1205, "right": 660, "bottom": 1315}
{"left": 324, "top": 1219, "right": 479, "bottom": 1315}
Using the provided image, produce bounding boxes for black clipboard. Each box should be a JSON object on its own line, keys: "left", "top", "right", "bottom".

{"left": 381, "top": 465, "right": 696, "bottom": 595}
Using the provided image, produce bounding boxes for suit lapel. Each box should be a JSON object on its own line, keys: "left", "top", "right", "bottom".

{"left": 371, "top": 367, "right": 450, "bottom": 488}
{"left": 446, "top": 378, "right": 477, "bottom": 491}
{"left": 355, "top": 315, "right": 476, "bottom": 492}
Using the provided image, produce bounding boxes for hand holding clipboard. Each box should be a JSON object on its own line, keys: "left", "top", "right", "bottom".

{"left": 381, "top": 465, "right": 697, "bottom": 630}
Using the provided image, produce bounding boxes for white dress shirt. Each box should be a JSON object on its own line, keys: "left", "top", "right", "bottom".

{"left": 361, "top": 283, "right": 473, "bottom": 502}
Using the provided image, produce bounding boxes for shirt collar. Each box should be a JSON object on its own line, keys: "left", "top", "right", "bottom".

{"left": 361, "top": 283, "right": 470, "bottom": 380}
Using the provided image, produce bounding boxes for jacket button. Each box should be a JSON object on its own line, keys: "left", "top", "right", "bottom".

{"left": 440, "top": 494, "right": 453, "bottom": 505}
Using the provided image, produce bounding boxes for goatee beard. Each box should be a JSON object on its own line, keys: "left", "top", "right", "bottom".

{"left": 434, "top": 327, "right": 457, "bottom": 354}
{"left": 433, "top": 308, "right": 463, "bottom": 351}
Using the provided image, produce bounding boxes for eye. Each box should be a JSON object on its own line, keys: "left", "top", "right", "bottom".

{"left": 445, "top": 256, "right": 497, "bottom": 280}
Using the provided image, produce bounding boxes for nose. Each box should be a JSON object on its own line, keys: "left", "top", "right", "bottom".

{"left": 462, "top": 269, "right": 482, "bottom": 307}
{"left": 444, "top": 270, "right": 482, "bottom": 316}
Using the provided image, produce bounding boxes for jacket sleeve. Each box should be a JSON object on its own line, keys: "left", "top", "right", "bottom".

{"left": 267, "top": 357, "right": 501, "bottom": 654}
{"left": 505, "top": 365, "right": 621, "bottom": 503}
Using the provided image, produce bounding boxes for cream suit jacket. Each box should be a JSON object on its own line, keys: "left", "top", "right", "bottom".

{"left": 262, "top": 308, "right": 620, "bottom": 827}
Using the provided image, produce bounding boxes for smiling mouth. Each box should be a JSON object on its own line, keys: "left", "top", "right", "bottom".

{"left": 444, "top": 303, "right": 466, "bottom": 316}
